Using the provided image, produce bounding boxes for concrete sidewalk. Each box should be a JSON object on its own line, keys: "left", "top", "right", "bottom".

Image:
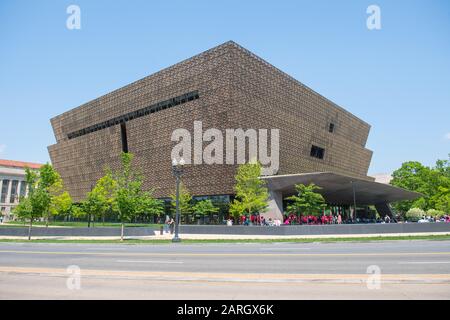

{"left": 0, "top": 231, "right": 449, "bottom": 241}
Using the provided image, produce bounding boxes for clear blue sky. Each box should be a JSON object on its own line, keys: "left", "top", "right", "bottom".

{"left": 1, "top": 0, "right": 449, "bottom": 175}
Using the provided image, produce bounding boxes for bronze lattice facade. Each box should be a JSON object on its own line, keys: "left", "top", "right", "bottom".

{"left": 48, "top": 41, "right": 373, "bottom": 202}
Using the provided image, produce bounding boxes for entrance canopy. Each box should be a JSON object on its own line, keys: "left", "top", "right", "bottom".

{"left": 262, "top": 172, "right": 421, "bottom": 205}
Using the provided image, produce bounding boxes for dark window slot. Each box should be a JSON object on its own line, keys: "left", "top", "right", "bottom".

{"left": 120, "top": 123, "right": 128, "bottom": 153}
{"left": 310, "top": 145, "right": 325, "bottom": 159}
{"left": 329, "top": 123, "right": 335, "bottom": 133}
{"left": 67, "top": 90, "right": 199, "bottom": 140}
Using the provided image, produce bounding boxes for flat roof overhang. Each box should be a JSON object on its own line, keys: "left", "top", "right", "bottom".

{"left": 261, "top": 172, "right": 422, "bottom": 205}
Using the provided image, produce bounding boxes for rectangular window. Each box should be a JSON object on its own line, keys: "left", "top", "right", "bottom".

{"left": 19, "top": 182, "right": 27, "bottom": 197}
{"left": 10, "top": 180, "right": 19, "bottom": 203}
{"left": 328, "top": 123, "right": 335, "bottom": 133}
{"left": 1, "top": 180, "right": 10, "bottom": 203}
{"left": 310, "top": 145, "right": 325, "bottom": 159}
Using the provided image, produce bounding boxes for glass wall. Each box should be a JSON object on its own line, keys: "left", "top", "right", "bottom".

{"left": 161, "top": 194, "right": 231, "bottom": 224}
{"left": 192, "top": 195, "right": 231, "bottom": 224}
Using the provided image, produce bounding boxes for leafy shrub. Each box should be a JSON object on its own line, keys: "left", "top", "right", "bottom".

{"left": 406, "top": 208, "right": 425, "bottom": 222}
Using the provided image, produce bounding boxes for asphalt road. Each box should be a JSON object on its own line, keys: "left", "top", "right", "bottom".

{"left": 0, "top": 240, "right": 450, "bottom": 299}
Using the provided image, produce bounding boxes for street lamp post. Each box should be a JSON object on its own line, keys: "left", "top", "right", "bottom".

{"left": 351, "top": 181, "right": 357, "bottom": 221}
{"left": 171, "top": 158, "right": 185, "bottom": 243}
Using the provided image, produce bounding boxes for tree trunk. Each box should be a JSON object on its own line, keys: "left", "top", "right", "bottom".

{"left": 46, "top": 213, "right": 49, "bottom": 228}
{"left": 28, "top": 218, "right": 33, "bottom": 240}
{"left": 120, "top": 223, "right": 124, "bottom": 241}
{"left": 88, "top": 214, "right": 91, "bottom": 228}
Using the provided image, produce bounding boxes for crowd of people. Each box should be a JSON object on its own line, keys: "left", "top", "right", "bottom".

{"left": 166, "top": 212, "right": 450, "bottom": 229}
{"left": 282, "top": 213, "right": 343, "bottom": 225}
{"left": 418, "top": 214, "right": 450, "bottom": 223}
{"left": 226, "top": 212, "right": 346, "bottom": 226}
{"left": 225, "top": 212, "right": 450, "bottom": 226}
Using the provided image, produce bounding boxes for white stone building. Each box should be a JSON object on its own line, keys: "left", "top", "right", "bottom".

{"left": 372, "top": 173, "right": 393, "bottom": 185}
{"left": 0, "top": 159, "right": 43, "bottom": 222}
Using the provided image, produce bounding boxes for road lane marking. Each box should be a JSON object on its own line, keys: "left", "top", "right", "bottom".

{"left": 1, "top": 250, "right": 450, "bottom": 257}
{"left": 85, "top": 247, "right": 127, "bottom": 251}
{"left": 0, "top": 266, "right": 449, "bottom": 284}
{"left": 259, "top": 247, "right": 312, "bottom": 251}
{"left": 399, "top": 261, "right": 450, "bottom": 264}
{"left": 116, "top": 260, "right": 184, "bottom": 264}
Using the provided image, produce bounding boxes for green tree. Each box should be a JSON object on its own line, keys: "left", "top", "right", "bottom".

{"left": 15, "top": 165, "right": 72, "bottom": 236}
{"left": 112, "top": 152, "right": 162, "bottom": 240}
{"left": 136, "top": 192, "right": 164, "bottom": 222}
{"left": 13, "top": 168, "right": 46, "bottom": 240}
{"left": 82, "top": 172, "right": 119, "bottom": 227}
{"left": 170, "top": 183, "right": 193, "bottom": 223}
{"left": 82, "top": 189, "right": 109, "bottom": 227}
{"left": 285, "top": 183, "right": 326, "bottom": 218}
{"left": 38, "top": 163, "right": 64, "bottom": 227}
{"left": 430, "top": 156, "right": 450, "bottom": 213}
{"left": 427, "top": 208, "right": 445, "bottom": 219}
{"left": 229, "top": 200, "right": 246, "bottom": 222}
{"left": 115, "top": 182, "right": 141, "bottom": 240}
{"left": 13, "top": 197, "right": 34, "bottom": 239}
{"left": 192, "top": 199, "right": 219, "bottom": 224}
{"left": 434, "top": 186, "right": 450, "bottom": 213}
{"left": 229, "top": 161, "right": 269, "bottom": 222}
{"left": 94, "top": 171, "right": 118, "bottom": 223}
{"left": 114, "top": 153, "right": 141, "bottom": 240}
{"left": 435, "top": 155, "right": 450, "bottom": 178}
{"left": 390, "top": 161, "right": 429, "bottom": 213}
{"left": 71, "top": 204, "right": 86, "bottom": 219}
{"left": 49, "top": 191, "right": 73, "bottom": 218}
{"left": 390, "top": 156, "right": 450, "bottom": 215}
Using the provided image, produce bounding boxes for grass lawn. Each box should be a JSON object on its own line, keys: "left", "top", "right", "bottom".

{"left": 2, "top": 221, "right": 162, "bottom": 228}
{"left": 0, "top": 234, "right": 449, "bottom": 244}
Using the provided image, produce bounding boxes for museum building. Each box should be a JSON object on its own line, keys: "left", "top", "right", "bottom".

{"left": 48, "top": 41, "right": 419, "bottom": 220}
